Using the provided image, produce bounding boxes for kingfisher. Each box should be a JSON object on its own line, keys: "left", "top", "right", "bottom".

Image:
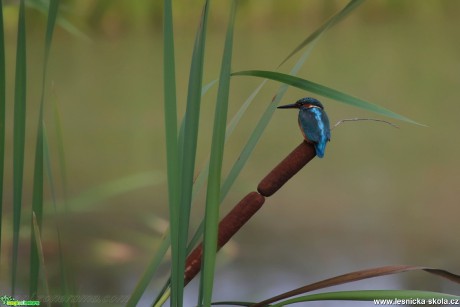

{"left": 278, "top": 97, "right": 331, "bottom": 158}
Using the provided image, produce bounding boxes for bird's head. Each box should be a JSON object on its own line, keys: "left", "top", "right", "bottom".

{"left": 277, "top": 97, "right": 324, "bottom": 110}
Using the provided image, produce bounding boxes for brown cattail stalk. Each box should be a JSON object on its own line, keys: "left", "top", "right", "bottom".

{"left": 184, "top": 192, "right": 265, "bottom": 285}
{"left": 258, "top": 141, "right": 316, "bottom": 197}
{"left": 184, "top": 141, "right": 315, "bottom": 285}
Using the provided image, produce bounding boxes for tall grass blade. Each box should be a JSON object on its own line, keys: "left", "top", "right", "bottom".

{"left": 232, "top": 70, "right": 422, "bottom": 125}
{"left": 12, "top": 0, "right": 27, "bottom": 294}
{"left": 199, "top": 1, "right": 237, "bottom": 305}
{"left": 175, "top": 0, "right": 210, "bottom": 305}
{"left": 0, "top": 0, "right": 6, "bottom": 265}
{"left": 162, "top": 0, "right": 182, "bottom": 306}
{"left": 279, "top": 0, "right": 365, "bottom": 67}
{"left": 29, "top": 0, "right": 59, "bottom": 298}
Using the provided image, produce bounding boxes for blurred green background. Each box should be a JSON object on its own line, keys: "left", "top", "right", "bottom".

{"left": 1, "top": 0, "right": 459, "bottom": 304}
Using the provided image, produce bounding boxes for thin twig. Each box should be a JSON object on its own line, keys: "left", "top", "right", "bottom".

{"left": 332, "top": 118, "right": 399, "bottom": 130}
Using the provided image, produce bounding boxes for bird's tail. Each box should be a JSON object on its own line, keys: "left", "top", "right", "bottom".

{"left": 315, "top": 143, "right": 326, "bottom": 158}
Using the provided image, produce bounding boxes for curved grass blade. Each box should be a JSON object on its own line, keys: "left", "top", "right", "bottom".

{"left": 271, "top": 290, "right": 460, "bottom": 307}
{"left": 29, "top": 0, "right": 60, "bottom": 298}
{"left": 199, "top": 1, "right": 237, "bottom": 306}
{"left": 279, "top": 0, "right": 365, "bottom": 67}
{"left": 232, "top": 70, "right": 424, "bottom": 126}
{"left": 253, "top": 265, "right": 460, "bottom": 306}
{"left": 12, "top": 0, "right": 27, "bottom": 295}
{"left": 0, "top": 0, "right": 6, "bottom": 265}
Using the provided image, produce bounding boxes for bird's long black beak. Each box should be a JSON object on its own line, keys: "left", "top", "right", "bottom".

{"left": 277, "top": 103, "right": 298, "bottom": 109}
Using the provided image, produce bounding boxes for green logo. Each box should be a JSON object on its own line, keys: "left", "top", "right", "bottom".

{"left": 0, "top": 296, "right": 40, "bottom": 306}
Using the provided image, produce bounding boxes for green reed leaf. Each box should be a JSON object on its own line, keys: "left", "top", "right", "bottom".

{"left": 232, "top": 70, "right": 423, "bottom": 125}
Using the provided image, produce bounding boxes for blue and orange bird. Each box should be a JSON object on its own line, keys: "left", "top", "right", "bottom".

{"left": 278, "top": 97, "right": 331, "bottom": 158}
